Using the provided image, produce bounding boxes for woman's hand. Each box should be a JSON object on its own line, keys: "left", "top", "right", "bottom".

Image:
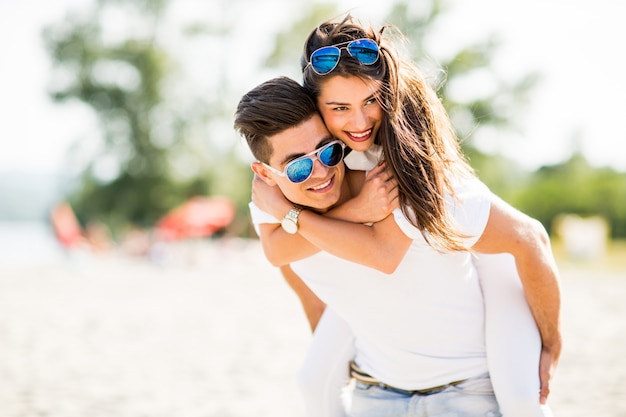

{"left": 251, "top": 175, "right": 293, "bottom": 220}
{"left": 348, "top": 163, "right": 399, "bottom": 223}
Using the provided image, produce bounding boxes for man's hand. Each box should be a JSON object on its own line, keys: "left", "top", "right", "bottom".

{"left": 349, "top": 163, "right": 399, "bottom": 223}
{"left": 539, "top": 344, "right": 560, "bottom": 404}
{"left": 251, "top": 175, "right": 292, "bottom": 219}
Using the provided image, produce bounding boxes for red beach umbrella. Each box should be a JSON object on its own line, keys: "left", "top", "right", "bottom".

{"left": 156, "top": 196, "right": 235, "bottom": 241}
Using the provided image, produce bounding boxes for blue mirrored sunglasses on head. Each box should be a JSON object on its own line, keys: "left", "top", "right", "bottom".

{"left": 263, "top": 140, "right": 347, "bottom": 183}
{"left": 306, "top": 38, "right": 379, "bottom": 75}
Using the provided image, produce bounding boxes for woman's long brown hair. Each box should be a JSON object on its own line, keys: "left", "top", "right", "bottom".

{"left": 302, "top": 15, "right": 475, "bottom": 251}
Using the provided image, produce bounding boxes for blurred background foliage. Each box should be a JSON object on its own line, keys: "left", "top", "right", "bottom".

{"left": 42, "top": 0, "right": 626, "bottom": 241}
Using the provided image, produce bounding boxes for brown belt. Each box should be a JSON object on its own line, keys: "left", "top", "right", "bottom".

{"left": 349, "top": 361, "right": 466, "bottom": 396}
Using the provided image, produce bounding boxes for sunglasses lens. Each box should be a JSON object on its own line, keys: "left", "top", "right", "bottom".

{"left": 347, "top": 39, "right": 379, "bottom": 65}
{"left": 286, "top": 158, "right": 314, "bottom": 183}
{"left": 310, "top": 46, "right": 340, "bottom": 74}
{"left": 319, "top": 142, "right": 344, "bottom": 167}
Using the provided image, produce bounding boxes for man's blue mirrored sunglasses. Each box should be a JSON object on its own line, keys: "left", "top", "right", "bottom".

{"left": 263, "top": 140, "right": 347, "bottom": 183}
{"left": 305, "top": 38, "right": 379, "bottom": 75}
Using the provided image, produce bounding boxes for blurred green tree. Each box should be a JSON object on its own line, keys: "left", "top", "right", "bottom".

{"left": 43, "top": 0, "right": 236, "bottom": 238}
{"left": 514, "top": 152, "right": 626, "bottom": 238}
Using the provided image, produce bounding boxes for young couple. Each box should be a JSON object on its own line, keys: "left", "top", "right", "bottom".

{"left": 234, "top": 16, "right": 561, "bottom": 417}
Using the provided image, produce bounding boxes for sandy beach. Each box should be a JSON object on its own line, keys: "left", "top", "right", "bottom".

{"left": 0, "top": 236, "right": 624, "bottom": 416}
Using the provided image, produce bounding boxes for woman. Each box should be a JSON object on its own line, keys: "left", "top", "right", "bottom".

{"left": 252, "top": 15, "right": 560, "bottom": 417}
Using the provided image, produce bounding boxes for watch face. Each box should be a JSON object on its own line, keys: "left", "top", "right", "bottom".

{"left": 281, "top": 217, "right": 298, "bottom": 234}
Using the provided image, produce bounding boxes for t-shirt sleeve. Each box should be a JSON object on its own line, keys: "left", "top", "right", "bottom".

{"left": 248, "top": 201, "right": 280, "bottom": 237}
{"left": 448, "top": 177, "right": 492, "bottom": 247}
{"left": 392, "top": 176, "right": 492, "bottom": 247}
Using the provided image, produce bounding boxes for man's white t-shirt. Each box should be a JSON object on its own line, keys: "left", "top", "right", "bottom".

{"left": 249, "top": 154, "right": 492, "bottom": 390}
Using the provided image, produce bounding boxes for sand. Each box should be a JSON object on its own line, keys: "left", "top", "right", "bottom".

{"left": 0, "top": 238, "right": 624, "bottom": 416}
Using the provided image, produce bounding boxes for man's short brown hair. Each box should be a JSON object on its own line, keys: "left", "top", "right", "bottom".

{"left": 234, "top": 76, "right": 319, "bottom": 163}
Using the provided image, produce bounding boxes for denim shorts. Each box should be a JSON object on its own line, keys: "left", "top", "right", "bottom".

{"left": 348, "top": 373, "right": 501, "bottom": 417}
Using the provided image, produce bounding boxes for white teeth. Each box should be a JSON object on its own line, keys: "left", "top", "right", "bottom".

{"left": 311, "top": 178, "right": 332, "bottom": 190}
{"left": 350, "top": 129, "right": 371, "bottom": 138}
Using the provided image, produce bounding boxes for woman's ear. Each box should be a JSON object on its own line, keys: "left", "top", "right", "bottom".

{"left": 251, "top": 162, "right": 278, "bottom": 185}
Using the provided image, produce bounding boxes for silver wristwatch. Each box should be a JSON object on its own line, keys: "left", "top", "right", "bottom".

{"left": 280, "top": 207, "right": 302, "bottom": 234}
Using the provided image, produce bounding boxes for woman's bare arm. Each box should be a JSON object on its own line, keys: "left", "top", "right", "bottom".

{"left": 252, "top": 164, "right": 400, "bottom": 267}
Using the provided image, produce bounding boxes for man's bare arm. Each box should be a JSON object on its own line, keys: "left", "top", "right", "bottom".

{"left": 472, "top": 194, "right": 562, "bottom": 404}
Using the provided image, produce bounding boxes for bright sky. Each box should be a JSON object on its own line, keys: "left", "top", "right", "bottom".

{"left": 1, "top": 0, "right": 625, "bottom": 175}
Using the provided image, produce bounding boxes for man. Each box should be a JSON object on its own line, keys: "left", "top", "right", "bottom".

{"left": 234, "top": 76, "right": 561, "bottom": 417}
